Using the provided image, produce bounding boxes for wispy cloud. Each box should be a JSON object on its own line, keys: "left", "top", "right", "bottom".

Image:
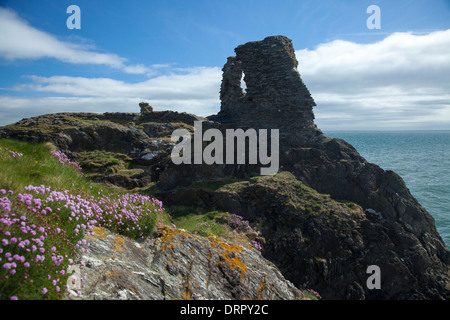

{"left": 0, "top": 7, "right": 152, "bottom": 74}
{"left": 10, "top": 67, "right": 222, "bottom": 101}
{"left": 1, "top": 66, "right": 222, "bottom": 125}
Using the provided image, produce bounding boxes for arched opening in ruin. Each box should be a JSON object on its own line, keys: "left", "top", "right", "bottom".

{"left": 240, "top": 71, "right": 247, "bottom": 95}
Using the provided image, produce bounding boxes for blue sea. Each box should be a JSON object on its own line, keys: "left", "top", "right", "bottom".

{"left": 325, "top": 131, "right": 450, "bottom": 248}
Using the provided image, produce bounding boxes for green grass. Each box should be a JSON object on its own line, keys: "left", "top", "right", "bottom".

{"left": 76, "top": 150, "right": 133, "bottom": 175}
{"left": 167, "top": 206, "right": 259, "bottom": 249}
{"left": 168, "top": 206, "right": 229, "bottom": 238}
{"left": 0, "top": 139, "right": 106, "bottom": 196}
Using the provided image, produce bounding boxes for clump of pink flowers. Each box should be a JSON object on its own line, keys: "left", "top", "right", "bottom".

{"left": 301, "top": 289, "right": 322, "bottom": 300}
{"left": 0, "top": 185, "right": 93, "bottom": 300}
{"left": 226, "top": 213, "right": 263, "bottom": 254}
{"left": 92, "top": 192, "right": 163, "bottom": 239}
{"left": 1, "top": 184, "right": 163, "bottom": 300}
{"left": 8, "top": 150, "right": 23, "bottom": 159}
{"left": 50, "top": 150, "right": 82, "bottom": 173}
{"left": 1, "top": 148, "right": 24, "bottom": 160}
{"left": 227, "top": 213, "right": 250, "bottom": 229}
{"left": 251, "top": 240, "right": 263, "bottom": 253}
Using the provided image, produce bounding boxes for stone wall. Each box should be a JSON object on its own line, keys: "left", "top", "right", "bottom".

{"left": 212, "top": 36, "right": 317, "bottom": 138}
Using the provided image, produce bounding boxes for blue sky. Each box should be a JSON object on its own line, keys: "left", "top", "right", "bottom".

{"left": 1, "top": 0, "right": 450, "bottom": 129}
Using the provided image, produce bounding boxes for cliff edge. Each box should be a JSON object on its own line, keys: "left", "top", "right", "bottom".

{"left": 1, "top": 36, "right": 448, "bottom": 300}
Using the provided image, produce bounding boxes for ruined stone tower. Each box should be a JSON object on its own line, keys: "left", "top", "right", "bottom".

{"left": 211, "top": 36, "right": 319, "bottom": 144}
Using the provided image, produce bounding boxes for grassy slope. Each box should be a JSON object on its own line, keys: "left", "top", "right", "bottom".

{"left": 0, "top": 140, "right": 93, "bottom": 195}
{"left": 0, "top": 138, "right": 323, "bottom": 300}
{"left": 0, "top": 139, "right": 262, "bottom": 300}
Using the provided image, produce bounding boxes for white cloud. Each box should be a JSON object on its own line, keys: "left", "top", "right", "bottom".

{"left": 0, "top": 7, "right": 151, "bottom": 74}
{"left": 1, "top": 66, "right": 222, "bottom": 125}
{"left": 296, "top": 30, "right": 450, "bottom": 129}
{"left": 10, "top": 66, "right": 222, "bottom": 101}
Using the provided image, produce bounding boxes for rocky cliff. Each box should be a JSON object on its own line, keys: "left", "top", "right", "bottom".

{"left": 67, "top": 225, "right": 305, "bottom": 300}
{"left": 1, "top": 35, "right": 448, "bottom": 300}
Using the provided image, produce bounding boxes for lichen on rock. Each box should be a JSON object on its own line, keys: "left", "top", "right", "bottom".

{"left": 68, "top": 225, "right": 307, "bottom": 300}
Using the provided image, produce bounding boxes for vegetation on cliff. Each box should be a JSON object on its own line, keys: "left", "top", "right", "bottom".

{"left": 0, "top": 139, "right": 163, "bottom": 299}
{"left": 0, "top": 139, "right": 316, "bottom": 300}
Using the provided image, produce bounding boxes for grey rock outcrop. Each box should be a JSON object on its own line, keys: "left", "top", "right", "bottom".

{"left": 139, "top": 102, "right": 153, "bottom": 115}
{"left": 67, "top": 226, "right": 306, "bottom": 300}
{"left": 0, "top": 113, "right": 147, "bottom": 155}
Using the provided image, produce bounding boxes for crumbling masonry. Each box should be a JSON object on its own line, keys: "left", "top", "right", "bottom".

{"left": 211, "top": 36, "right": 318, "bottom": 144}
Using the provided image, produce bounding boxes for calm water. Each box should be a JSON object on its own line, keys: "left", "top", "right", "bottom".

{"left": 325, "top": 131, "right": 450, "bottom": 248}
